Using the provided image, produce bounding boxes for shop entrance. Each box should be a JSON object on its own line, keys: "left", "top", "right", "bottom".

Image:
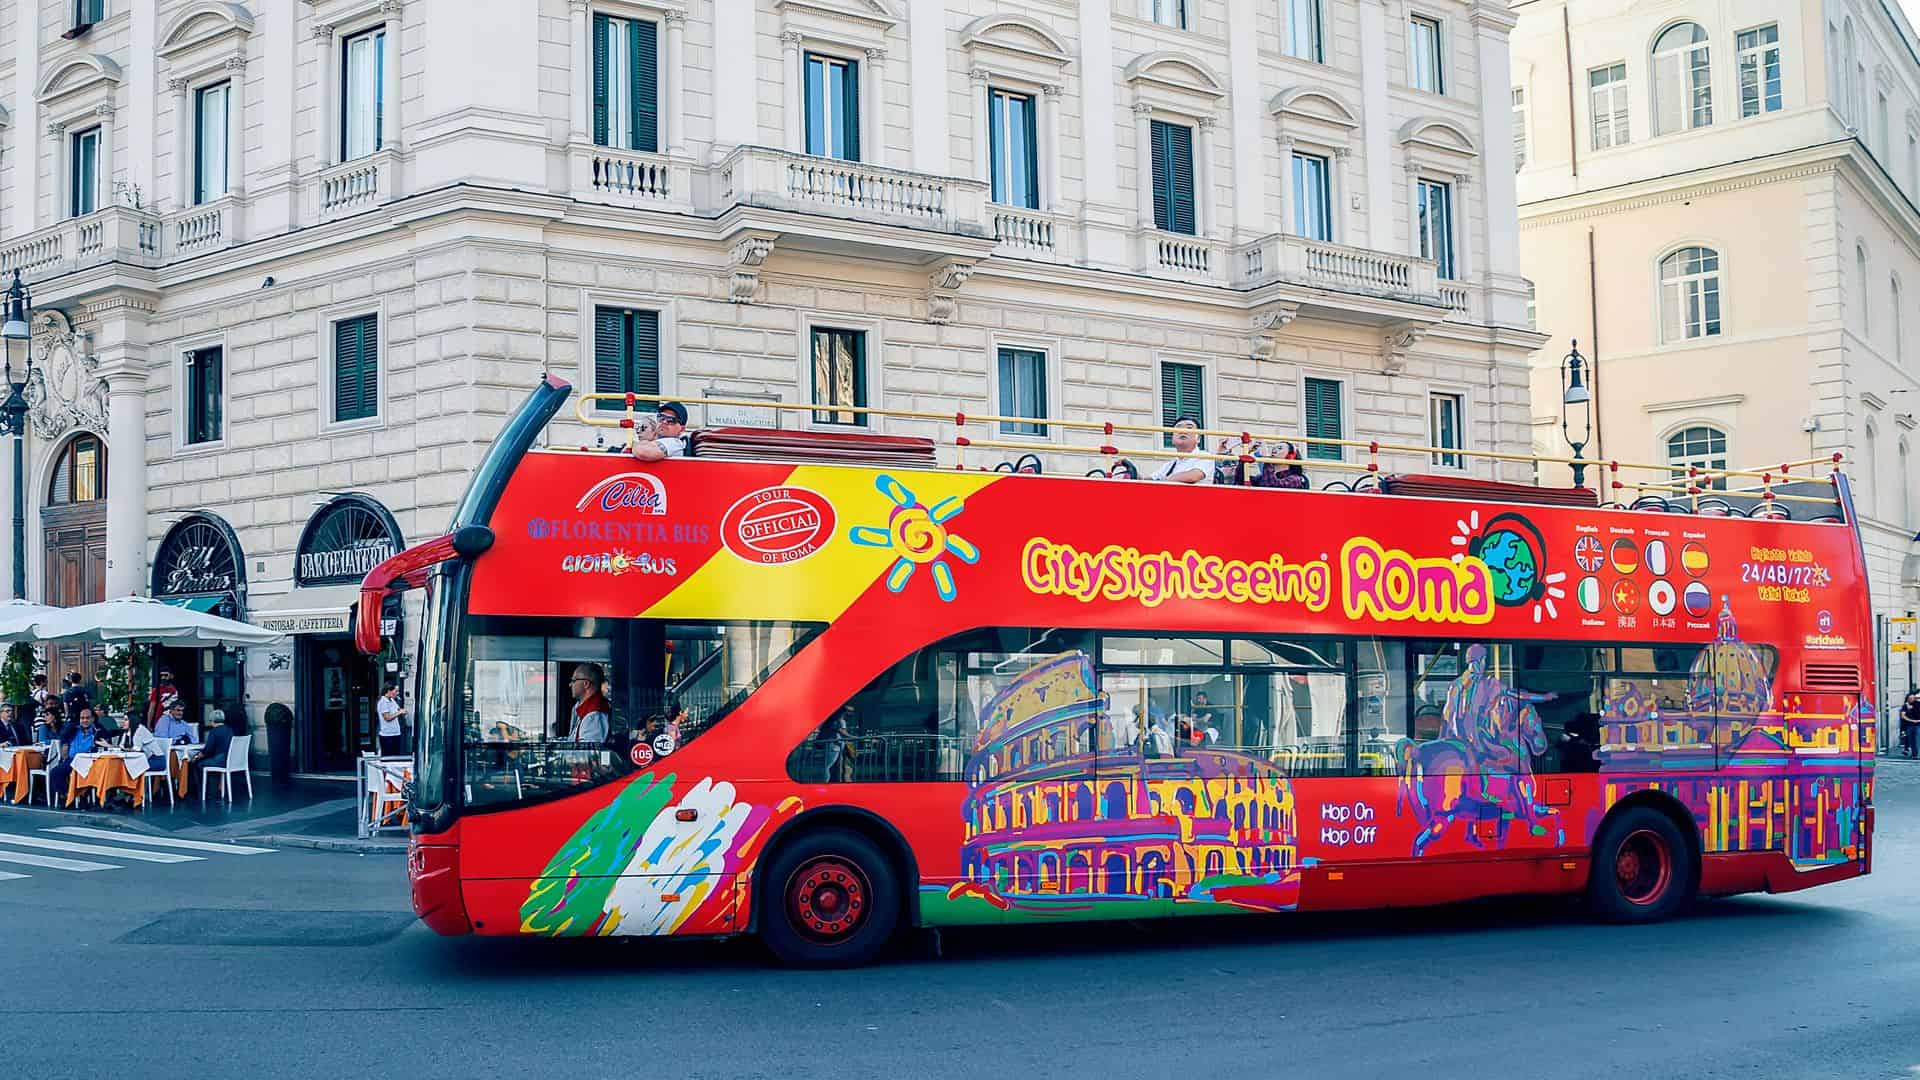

{"left": 151, "top": 644, "right": 244, "bottom": 731}
{"left": 300, "top": 634, "right": 383, "bottom": 774}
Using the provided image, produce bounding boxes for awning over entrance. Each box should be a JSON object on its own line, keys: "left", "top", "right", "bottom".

{"left": 160, "top": 595, "right": 223, "bottom": 614}
{"left": 251, "top": 584, "right": 393, "bottom": 637}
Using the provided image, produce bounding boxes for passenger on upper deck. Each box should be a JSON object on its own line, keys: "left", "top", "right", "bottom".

{"left": 629, "top": 401, "right": 691, "bottom": 462}
{"left": 1150, "top": 418, "right": 1215, "bottom": 485}
{"left": 568, "top": 664, "right": 612, "bottom": 745}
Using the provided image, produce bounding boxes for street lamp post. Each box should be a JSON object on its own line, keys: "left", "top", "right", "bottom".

{"left": 1561, "top": 339, "right": 1593, "bottom": 489}
{"left": 0, "top": 270, "right": 33, "bottom": 600}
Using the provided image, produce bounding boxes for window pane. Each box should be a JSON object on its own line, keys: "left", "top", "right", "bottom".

{"left": 1286, "top": 0, "right": 1322, "bottom": 62}
{"left": 811, "top": 328, "right": 865, "bottom": 425}
{"left": 343, "top": 30, "right": 384, "bottom": 160}
{"left": 1103, "top": 636, "right": 1226, "bottom": 668}
{"left": 604, "top": 16, "right": 632, "bottom": 150}
{"left": 1430, "top": 394, "right": 1461, "bottom": 467}
{"left": 1292, "top": 153, "right": 1331, "bottom": 240}
{"left": 1419, "top": 180, "right": 1454, "bottom": 278}
{"left": 997, "top": 348, "right": 1047, "bottom": 436}
{"left": 196, "top": 83, "right": 229, "bottom": 204}
{"left": 1410, "top": 17, "right": 1442, "bottom": 93}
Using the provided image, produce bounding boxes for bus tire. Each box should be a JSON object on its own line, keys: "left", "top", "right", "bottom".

{"left": 1588, "top": 807, "right": 1696, "bottom": 923}
{"left": 759, "top": 827, "right": 900, "bottom": 968}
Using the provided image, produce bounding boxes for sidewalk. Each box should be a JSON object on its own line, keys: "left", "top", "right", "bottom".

{"left": 0, "top": 776, "right": 407, "bottom": 854}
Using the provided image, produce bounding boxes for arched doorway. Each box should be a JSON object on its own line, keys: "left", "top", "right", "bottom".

{"left": 41, "top": 432, "right": 107, "bottom": 690}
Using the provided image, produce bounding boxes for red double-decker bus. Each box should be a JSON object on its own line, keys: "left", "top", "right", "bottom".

{"left": 366, "top": 379, "right": 1874, "bottom": 966}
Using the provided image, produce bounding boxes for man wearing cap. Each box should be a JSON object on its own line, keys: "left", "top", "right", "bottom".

{"left": 630, "top": 401, "right": 691, "bottom": 462}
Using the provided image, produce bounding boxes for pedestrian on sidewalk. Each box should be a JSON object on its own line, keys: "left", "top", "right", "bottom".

{"left": 1900, "top": 689, "right": 1920, "bottom": 759}
{"left": 376, "top": 684, "right": 406, "bottom": 757}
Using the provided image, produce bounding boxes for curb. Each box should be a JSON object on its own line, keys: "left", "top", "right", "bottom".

{"left": 238, "top": 833, "right": 408, "bottom": 854}
{"left": 0, "top": 804, "right": 173, "bottom": 835}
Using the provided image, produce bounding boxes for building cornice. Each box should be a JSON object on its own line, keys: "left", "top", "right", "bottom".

{"left": 1519, "top": 158, "right": 1841, "bottom": 230}
{"left": 1643, "top": 393, "right": 1745, "bottom": 415}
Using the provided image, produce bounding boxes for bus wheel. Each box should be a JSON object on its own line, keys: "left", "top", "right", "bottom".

{"left": 1588, "top": 807, "right": 1696, "bottom": 923}
{"left": 760, "top": 828, "right": 899, "bottom": 967}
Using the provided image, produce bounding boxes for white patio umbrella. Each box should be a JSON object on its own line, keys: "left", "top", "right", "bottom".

{"left": 24, "top": 596, "right": 286, "bottom": 647}
{"left": 0, "top": 599, "right": 59, "bottom": 642}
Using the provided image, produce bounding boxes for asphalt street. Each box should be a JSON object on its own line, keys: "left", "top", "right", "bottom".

{"left": 4, "top": 764, "right": 1917, "bottom": 1080}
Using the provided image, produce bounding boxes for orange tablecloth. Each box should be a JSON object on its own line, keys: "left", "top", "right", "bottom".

{"left": 66, "top": 755, "right": 144, "bottom": 809}
{"left": 0, "top": 748, "right": 44, "bottom": 804}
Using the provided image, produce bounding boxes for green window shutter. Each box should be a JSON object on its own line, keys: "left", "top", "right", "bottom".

{"left": 334, "top": 316, "right": 378, "bottom": 423}
{"left": 632, "top": 19, "right": 659, "bottom": 152}
{"left": 593, "top": 307, "right": 628, "bottom": 410}
{"left": 1167, "top": 124, "right": 1196, "bottom": 234}
{"left": 591, "top": 13, "right": 610, "bottom": 146}
{"left": 630, "top": 309, "right": 661, "bottom": 397}
{"left": 1160, "top": 362, "right": 1202, "bottom": 444}
{"left": 1150, "top": 121, "right": 1171, "bottom": 231}
{"left": 843, "top": 61, "right": 861, "bottom": 161}
{"left": 1304, "top": 377, "right": 1342, "bottom": 460}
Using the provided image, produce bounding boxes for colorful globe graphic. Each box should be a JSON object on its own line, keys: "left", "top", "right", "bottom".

{"left": 1478, "top": 529, "right": 1539, "bottom": 605}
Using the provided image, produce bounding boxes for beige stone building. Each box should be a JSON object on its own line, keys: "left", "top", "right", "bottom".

{"left": 1513, "top": 0, "right": 1920, "bottom": 741}
{"left": 0, "top": 0, "right": 1537, "bottom": 774}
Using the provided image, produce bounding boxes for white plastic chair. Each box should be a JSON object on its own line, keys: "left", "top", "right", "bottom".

{"left": 201, "top": 734, "right": 253, "bottom": 805}
{"left": 141, "top": 748, "right": 174, "bottom": 810}
{"left": 26, "top": 749, "right": 54, "bottom": 807}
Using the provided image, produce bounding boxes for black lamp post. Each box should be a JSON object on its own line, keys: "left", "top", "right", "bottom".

{"left": 1561, "top": 339, "right": 1593, "bottom": 488}
{"left": 0, "top": 270, "right": 33, "bottom": 600}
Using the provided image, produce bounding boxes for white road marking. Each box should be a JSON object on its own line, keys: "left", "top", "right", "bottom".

{"left": 0, "top": 849, "right": 117, "bottom": 872}
{"left": 0, "top": 870, "right": 27, "bottom": 881}
{"left": 47, "top": 827, "right": 275, "bottom": 855}
{"left": 0, "top": 832, "right": 200, "bottom": 864}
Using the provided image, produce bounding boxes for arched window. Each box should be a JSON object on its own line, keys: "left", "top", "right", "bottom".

{"left": 1860, "top": 421, "right": 1879, "bottom": 517}
{"left": 1667, "top": 425, "right": 1728, "bottom": 490}
{"left": 1899, "top": 438, "right": 1912, "bottom": 530}
{"left": 1892, "top": 275, "right": 1904, "bottom": 364}
{"left": 46, "top": 434, "right": 106, "bottom": 505}
{"left": 1653, "top": 23, "right": 1712, "bottom": 135}
{"left": 1856, "top": 243, "right": 1871, "bottom": 334}
{"left": 1659, "top": 246, "right": 1722, "bottom": 340}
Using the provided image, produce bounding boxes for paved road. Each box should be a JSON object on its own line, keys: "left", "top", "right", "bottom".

{"left": 5, "top": 764, "right": 1917, "bottom": 1079}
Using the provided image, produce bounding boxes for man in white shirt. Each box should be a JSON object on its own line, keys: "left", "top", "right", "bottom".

{"left": 376, "top": 684, "right": 405, "bottom": 756}
{"left": 1152, "top": 417, "right": 1215, "bottom": 485}
{"left": 630, "top": 401, "right": 691, "bottom": 462}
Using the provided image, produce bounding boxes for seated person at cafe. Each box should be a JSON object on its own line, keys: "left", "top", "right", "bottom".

{"left": 47, "top": 708, "right": 104, "bottom": 803}
{"left": 184, "top": 711, "right": 236, "bottom": 798}
{"left": 568, "top": 663, "right": 612, "bottom": 744}
{"left": 146, "top": 699, "right": 196, "bottom": 769}
{"left": 628, "top": 401, "right": 692, "bottom": 462}
{"left": 0, "top": 703, "right": 31, "bottom": 746}
{"left": 1150, "top": 417, "right": 1215, "bottom": 485}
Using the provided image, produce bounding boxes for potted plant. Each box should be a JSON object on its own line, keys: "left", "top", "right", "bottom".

{"left": 95, "top": 645, "right": 151, "bottom": 728}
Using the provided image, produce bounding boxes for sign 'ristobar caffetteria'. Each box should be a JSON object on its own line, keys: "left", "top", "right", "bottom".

{"left": 296, "top": 494, "right": 405, "bottom": 587}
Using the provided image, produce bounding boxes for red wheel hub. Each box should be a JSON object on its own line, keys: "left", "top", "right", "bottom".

{"left": 1614, "top": 828, "right": 1673, "bottom": 906}
{"left": 786, "top": 857, "right": 870, "bottom": 943}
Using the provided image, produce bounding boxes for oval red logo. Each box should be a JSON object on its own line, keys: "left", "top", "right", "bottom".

{"left": 721, "top": 486, "right": 837, "bottom": 565}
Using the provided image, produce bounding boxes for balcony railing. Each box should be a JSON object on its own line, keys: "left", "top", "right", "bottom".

{"left": 991, "top": 205, "right": 1060, "bottom": 254}
{"left": 318, "top": 151, "right": 393, "bottom": 219}
{"left": 1237, "top": 234, "right": 1442, "bottom": 300}
{"left": 570, "top": 143, "right": 691, "bottom": 209}
{"left": 166, "top": 198, "right": 237, "bottom": 259}
{"left": 716, "top": 146, "right": 989, "bottom": 235}
{"left": 1137, "top": 230, "right": 1224, "bottom": 283}
{"left": 0, "top": 206, "right": 160, "bottom": 280}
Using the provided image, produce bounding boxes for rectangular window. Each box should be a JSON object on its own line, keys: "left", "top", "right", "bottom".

{"left": 1876, "top": 91, "right": 1889, "bottom": 153}
{"left": 1429, "top": 392, "right": 1463, "bottom": 468}
{"left": 1291, "top": 151, "right": 1332, "bottom": 241}
{"left": 1160, "top": 361, "right": 1203, "bottom": 445}
{"left": 1511, "top": 87, "right": 1527, "bottom": 169}
{"left": 1408, "top": 15, "right": 1444, "bottom": 94}
{"left": 69, "top": 128, "right": 99, "bottom": 218}
{"left": 997, "top": 347, "right": 1048, "bottom": 436}
{"left": 810, "top": 327, "right": 866, "bottom": 425}
{"left": 591, "top": 13, "right": 659, "bottom": 152}
{"left": 804, "top": 53, "right": 860, "bottom": 161}
{"left": 184, "top": 346, "right": 223, "bottom": 446}
{"left": 988, "top": 88, "right": 1039, "bottom": 209}
{"left": 1736, "top": 25, "right": 1782, "bottom": 117}
{"left": 74, "top": 0, "right": 102, "bottom": 27}
{"left": 341, "top": 27, "right": 386, "bottom": 161}
{"left": 1152, "top": 0, "right": 1187, "bottom": 30}
{"left": 1285, "top": 0, "right": 1323, "bottom": 62}
{"left": 1416, "top": 178, "right": 1455, "bottom": 279}
{"left": 1589, "top": 63, "right": 1630, "bottom": 149}
{"left": 1526, "top": 281, "right": 1537, "bottom": 330}
{"left": 332, "top": 313, "right": 379, "bottom": 423}
{"left": 1149, "top": 119, "right": 1196, "bottom": 235}
{"left": 591, "top": 307, "right": 661, "bottom": 410}
{"left": 194, "top": 82, "right": 230, "bottom": 205}
{"left": 1303, "top": 376, "right": 1343, "bottom": 461}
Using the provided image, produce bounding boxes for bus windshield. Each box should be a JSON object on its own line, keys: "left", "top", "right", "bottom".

{"left": 456, "top": 616, "right": 821, "bottom": 809}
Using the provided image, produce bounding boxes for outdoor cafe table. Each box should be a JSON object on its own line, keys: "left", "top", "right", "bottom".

{"left": 169, "top": 743, "right": 203, "bottom": 799}
{"left": 67, "top": 750, "right": 149, "bottom": 809}
{"left": 0, "top": 744, "right": 48, "bottom": 803}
